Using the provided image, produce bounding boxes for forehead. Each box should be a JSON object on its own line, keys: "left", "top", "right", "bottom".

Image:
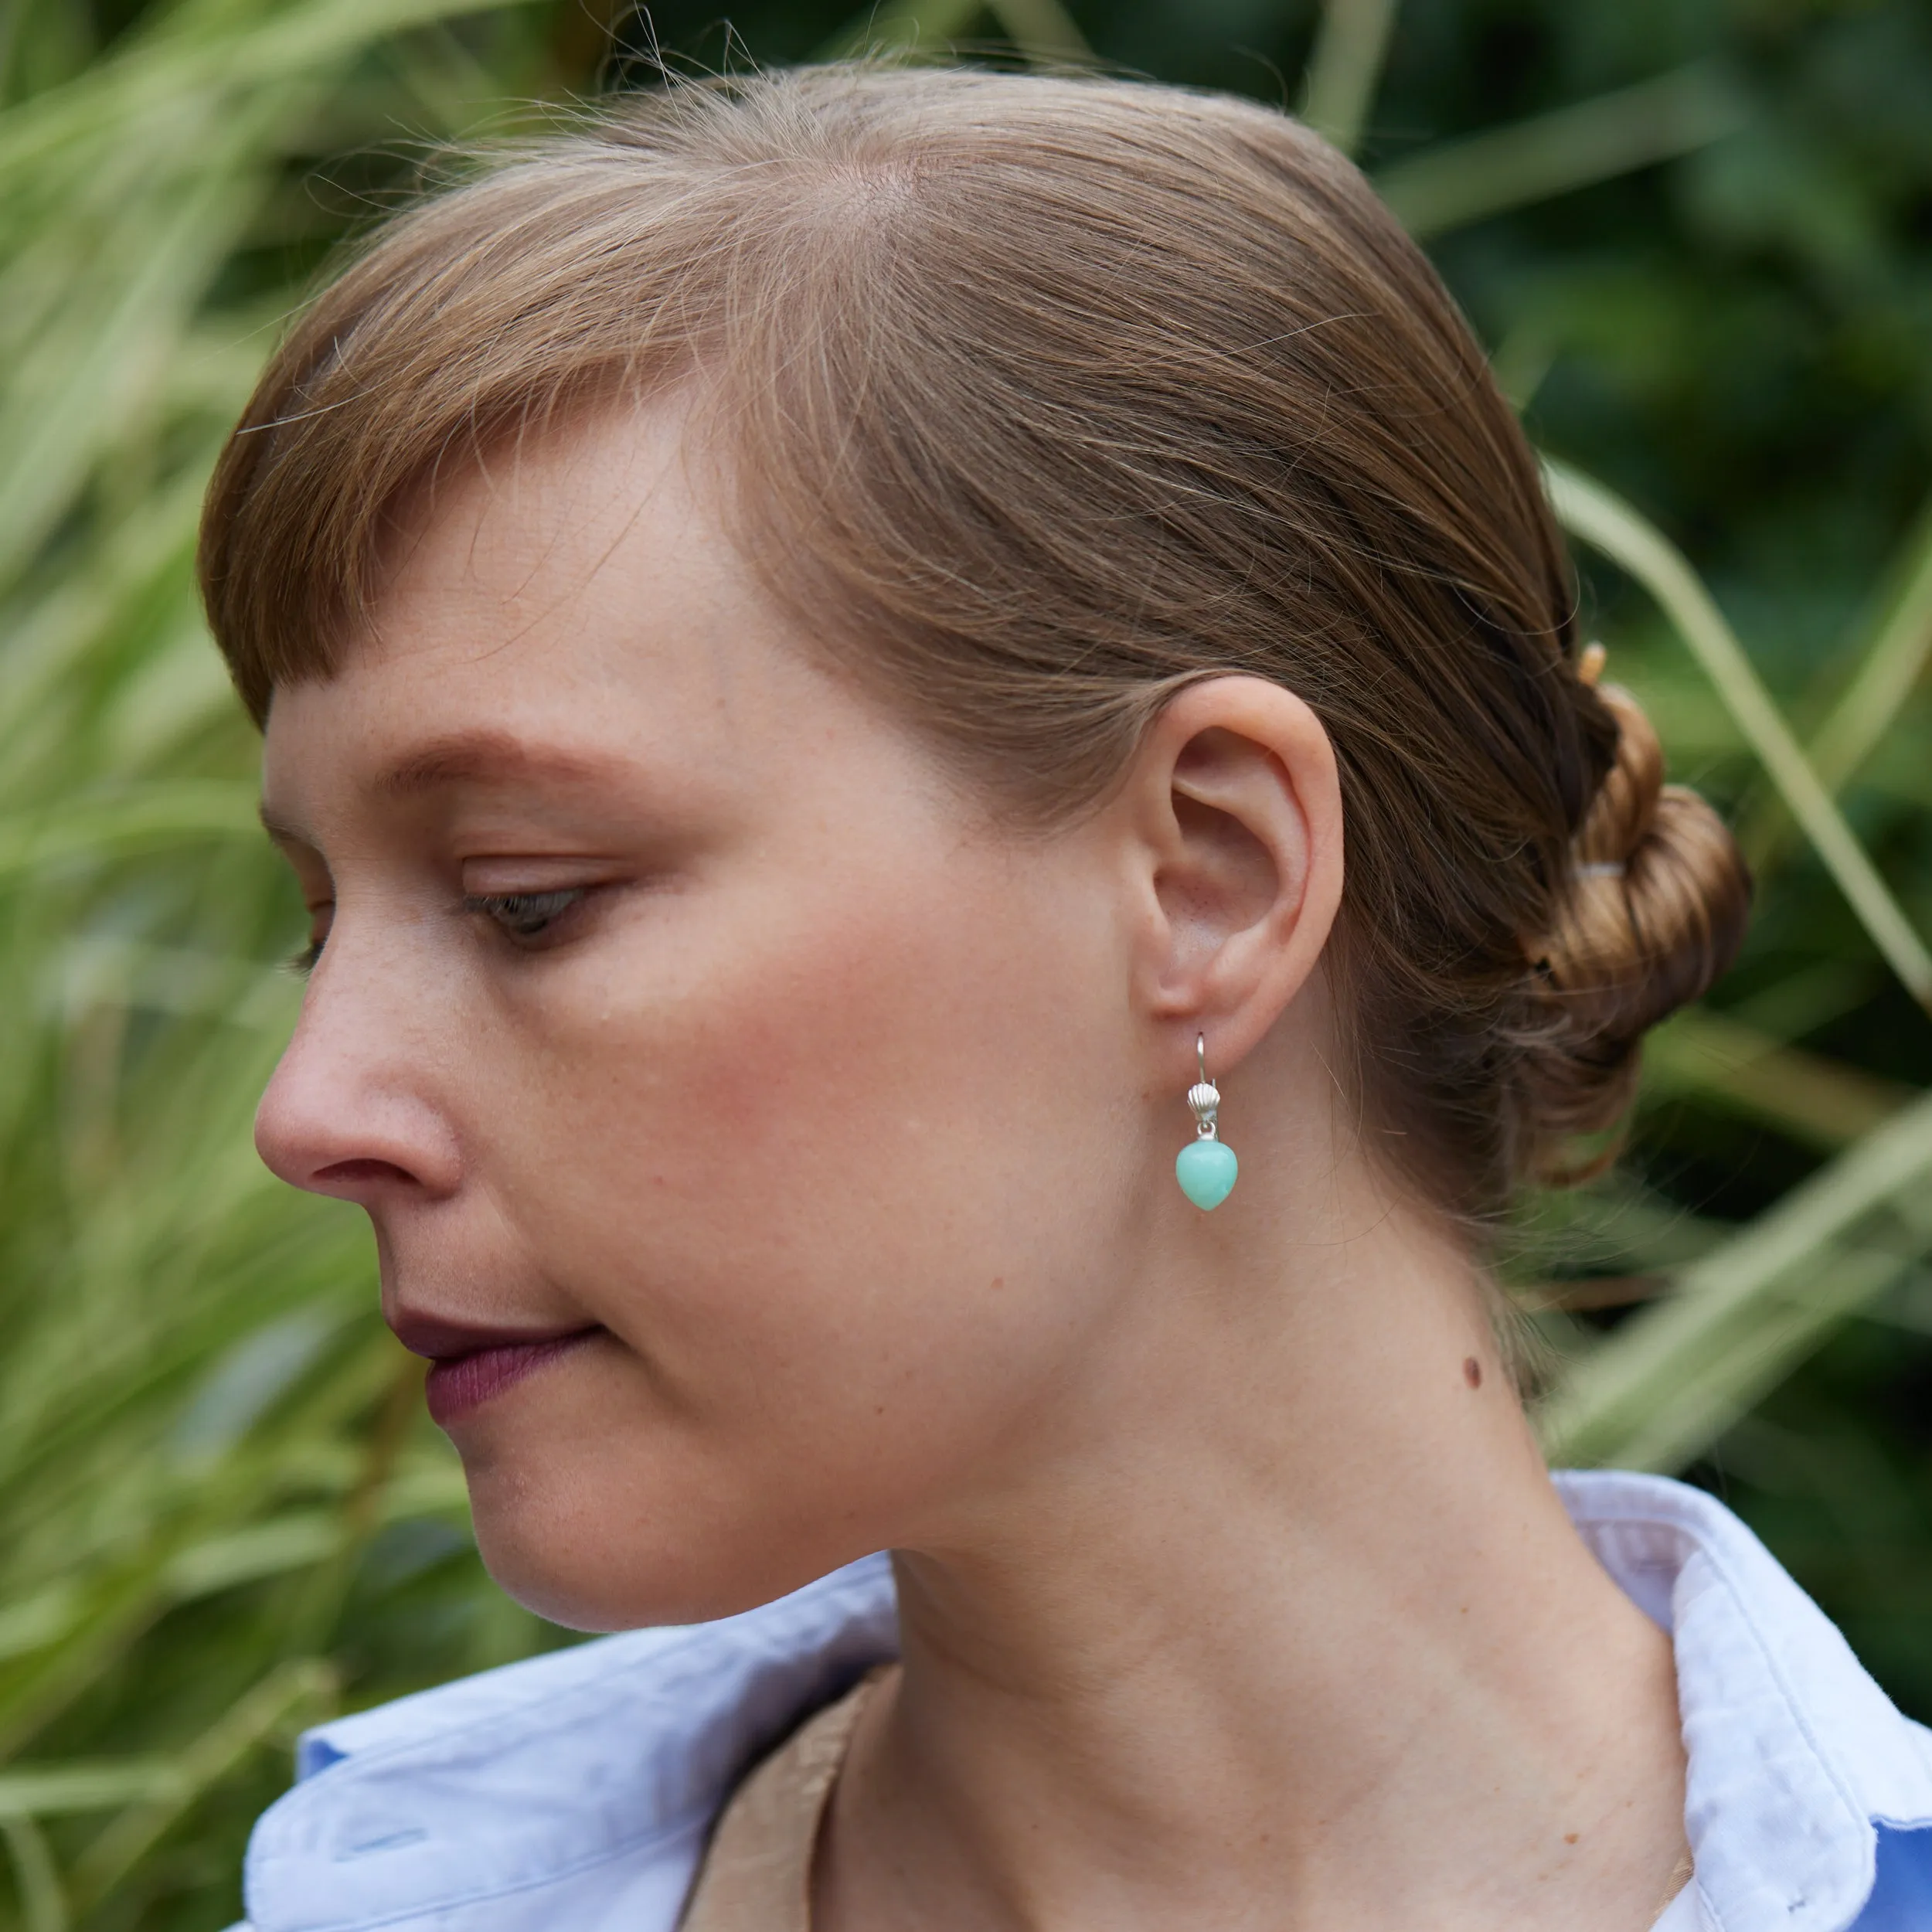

{"left": 358, "top": 400, "right": 753, "bottom": 710}
{"left": 260, "top": 400, "right": 842, "bottom": 804}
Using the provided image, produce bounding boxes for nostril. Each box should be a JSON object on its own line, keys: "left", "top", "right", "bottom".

{"left": 253, "top": 1051, "right": 461, "bottom": 1198}
{"left": 314, "top": 1158, "right": 419, "bottom": 1189}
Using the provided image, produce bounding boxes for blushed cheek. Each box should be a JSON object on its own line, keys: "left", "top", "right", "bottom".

{"left": 485, "top": 838, "right": 1122, "bottom": 1472}
{"left": 556, "top": 846, "right": 1043, "bottom": 1217}
{"left": 684, "top": 852, "right": 1099, "bottom": 1254}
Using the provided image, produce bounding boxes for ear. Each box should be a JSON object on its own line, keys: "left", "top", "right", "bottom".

{"left": 1118, "top": 675, "right": 1345, "bottom": 1073}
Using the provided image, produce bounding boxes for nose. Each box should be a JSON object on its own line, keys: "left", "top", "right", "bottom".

{"left": 254, "top": 944, "right": 462, "bottom": 1207}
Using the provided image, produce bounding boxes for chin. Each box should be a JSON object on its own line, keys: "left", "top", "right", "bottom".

{"left": 476, "top": 1536, "right": 701, "bottom": 1634}
{"left": 460, "top": 1451, "right": 872, "bottom": 1634}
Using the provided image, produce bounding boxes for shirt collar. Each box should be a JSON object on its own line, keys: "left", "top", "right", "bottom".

{"left": 245, "top": 1473, "right": 1932, "bottom": 1932}
{"left": 1558, "top": 1470, "right": 1932, "bottom": 1929}
{"left": 247, "top": 1556, "right": 900, "bottom": 1931}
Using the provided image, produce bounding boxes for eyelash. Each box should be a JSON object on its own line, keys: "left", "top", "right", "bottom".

{"left": 461, "top": 888, "right": 589, "bottom": 943}
{"left": 286, "top": 888, "right": 590, "bottom": 978}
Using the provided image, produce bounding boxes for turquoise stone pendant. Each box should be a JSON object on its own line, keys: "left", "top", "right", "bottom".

{"left": 1176, "top": 1136, "right": 1239, "bottom": 1210}
{"left": 1176, "top": 1038, "right": 1238, "bottom": 1209}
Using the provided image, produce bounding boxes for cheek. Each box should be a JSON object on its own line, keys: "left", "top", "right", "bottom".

{"left": 540, "top": 848, "right": 1129, "bottom": 1399}
{"left": 454, "top": 843, "right": 1141, "bottom": 1618}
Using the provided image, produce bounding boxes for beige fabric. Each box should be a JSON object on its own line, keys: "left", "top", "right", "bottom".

{"left": 681, "top": 1662, "right": 1690, "bottom": 1930}
{"left": 679, "top": 1666, "right": 896, "bottom": 1932}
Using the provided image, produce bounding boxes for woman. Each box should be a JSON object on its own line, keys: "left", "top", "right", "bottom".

{"left": 200, "top": 64, "right": 1932, "bottom": 1932}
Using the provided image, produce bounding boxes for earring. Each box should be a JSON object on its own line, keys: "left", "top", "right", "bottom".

{"left": 1175, "top": 1033, "right": 1239, "bottom": 1210}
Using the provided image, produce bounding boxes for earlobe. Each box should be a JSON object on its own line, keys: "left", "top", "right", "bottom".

{"left": 1129, "top": 676, "right": 1345, "bottom": 1066}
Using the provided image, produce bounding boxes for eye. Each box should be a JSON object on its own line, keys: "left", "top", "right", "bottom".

{"left": 464, "top": 888, "right": 589, "bottom": 945}
{"left": 288, "top": 903, "right": 333, "bottom": 977}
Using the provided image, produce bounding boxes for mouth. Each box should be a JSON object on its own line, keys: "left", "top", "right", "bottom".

{"left": 389, "top": 1311, "right": 602, "bottom": 1428}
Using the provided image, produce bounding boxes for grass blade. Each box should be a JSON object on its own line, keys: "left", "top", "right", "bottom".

{"left": 1541, "top": 1089, "right": 1932, "bottom": 1470}
{"left": 0, "top": 1815, "right": 68, "bottom": 1932}
{"left": 70, "top": 1658, "right": 336, "bottom": 1906}
{"left": 1734, "top": 485, "right": 1932, "bottom": 872}
{"left": 0, "top": 784, "right": 260, "bottom": 878}
{"left": 1378, "top": 63, "right": 1747, "bottom": 240}
{"left": 818, "top": 0, "right": 1087, "bottom": 63}
{"left": 819, "top": 0, "right": 986, "bottom": 58}
{"left": 0, "top": 0, "right": 531, "bottom": 176}
{"left": 1642, "top": 1008, "right": 1908, "bottom": 1153}
{"left": 0, "top": 1764, "right": 183, "bottom": 1820}
{"left": 1301, "top": 0, "right": 1400, "bottom": 156}
{"left": 1807, "top": 490, "right": 1932, "bottom": 794}
{"left": 988, "top": 0, "right": 1088, "bottom": 62}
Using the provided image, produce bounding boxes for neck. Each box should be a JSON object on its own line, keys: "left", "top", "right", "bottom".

{"left": 821, "top": 1124, "right": 1689, "bottom": 1932}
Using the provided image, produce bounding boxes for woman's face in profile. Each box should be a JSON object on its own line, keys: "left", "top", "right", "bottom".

{"left": 254, "top": 402, "right": 1158, "bottom": 1631}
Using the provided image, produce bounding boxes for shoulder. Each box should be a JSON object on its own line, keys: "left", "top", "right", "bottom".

{"left": 240, "top": 1554, "right": 896, "bottom": 1932}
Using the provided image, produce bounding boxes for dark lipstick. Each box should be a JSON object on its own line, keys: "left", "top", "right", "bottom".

{"left": 389, "top": 1312, "right": 600, "bottom": 1427}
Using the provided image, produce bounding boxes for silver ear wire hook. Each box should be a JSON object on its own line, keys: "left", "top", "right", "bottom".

{"left": 1187, "top": 1034, "right": 1221, "bottom": 1142}
{"left": 1177, "top": 1032, "right": 1237, "bottom": 1208}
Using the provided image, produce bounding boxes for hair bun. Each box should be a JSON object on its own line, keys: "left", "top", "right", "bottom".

{"left": 1516, "top": 684, "right": 1752, "bottom": 1180}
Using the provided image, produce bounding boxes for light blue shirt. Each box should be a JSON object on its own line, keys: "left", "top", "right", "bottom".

{"left": 233, "top": 1473, "right": 1932, "bottom": 1931}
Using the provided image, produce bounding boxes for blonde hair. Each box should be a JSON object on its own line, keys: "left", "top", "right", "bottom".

{"left": 199, "top": 63, "right": 1750, "bottom": 1216}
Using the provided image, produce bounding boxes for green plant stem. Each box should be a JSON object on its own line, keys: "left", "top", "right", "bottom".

{"left": 988, "top": 0, "right": 1089, "bottom": 61}
{"left": 1544, "top": 456, "right": 1932, "bottom": 1013}
{"left": 1643, "top": 1008, "right": 1908, "bottom": 1152}
{"left": 1808, "top": 492, "right": 1932, "bottom": 792}
{"left": 0, "top": 1762, "right": 182, "bottom": 1818}
{"left": 0, "top": 0, "right": 532, "bottom": 175}
{"left": 1738, "top": 486, "right": 1932, "bottom": 870}
{"left": 0, "top": 1815, "right": 67, "bottom": 1932}
{"left": 819, "top": 0, "right": 985, "bottom": 58}
{"left": 0, "top": 782, "right": 260, "bottom": 879}
{"left": 820, "top": 0, "right": 1089, "bottom": 62}
{"left": 70, "top": 1658, "right": 336, "bottom": 1909}
{"left": 1541, "top": 1088, "right": 1932, "bottom": 1471}
{"left": 277, "top": 1352, "right": 425, "bottom": 1658}
{"left": 1301, "top": 0, "right": 1400, "bottom": 156}
{"left": 1377, "top": 63, "right": 1747, "bottom": 240}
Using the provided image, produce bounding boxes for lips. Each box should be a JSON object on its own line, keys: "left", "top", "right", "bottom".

{"left": 389, "top": 1311, "right": 600, "bottom": 1427}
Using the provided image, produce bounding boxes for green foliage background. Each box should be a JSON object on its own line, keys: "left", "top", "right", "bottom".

{"left": 4, "top": 0, "right": 1932, "bottom": 1923}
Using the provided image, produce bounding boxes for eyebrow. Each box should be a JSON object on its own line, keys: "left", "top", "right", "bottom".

{"left": 373, "top": 730, "right": 622, "bottom": 799}
{"left": 257, "top": 730, "right": 638, "bottom": 846}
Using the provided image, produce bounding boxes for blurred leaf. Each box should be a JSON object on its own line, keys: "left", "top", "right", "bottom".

{"left": 69, "top": 1659, "right": 336, "bottom": 1906}
{"left": 0, "top": 1815, "right": 68, "bottom": 1932}
{"left": 0, "top": 785, "right": 260, "bottom": 879}
{"left": 1543, "top": 1088, "right": 1932, "bottom": 1471}
{"left": 1643, "top": 1006, "right": 1908, "bottom": 1152}
{"left": 988, "top": 0, "right": 1089, "bottom": 61}
{"left": 1740, "top": 485, "right": 1932, "bottom": 872}
{"left": 822, "top": 0, "right": 982, "bottom": 56}
{"left": 0, "top": 1763, "right": 184, "bottom": 1820}
{"left": 1377, "top": 62, "right": 1749, "bottom": 240}
{"left": 1302, "top": 0, "right": 1399, "bottom": 156}
{"left": 821, "top": 0, "right": 1087, "bottom": 62}
{"left": 1810, "top": 491, "right": 1932, "bottom": 795}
